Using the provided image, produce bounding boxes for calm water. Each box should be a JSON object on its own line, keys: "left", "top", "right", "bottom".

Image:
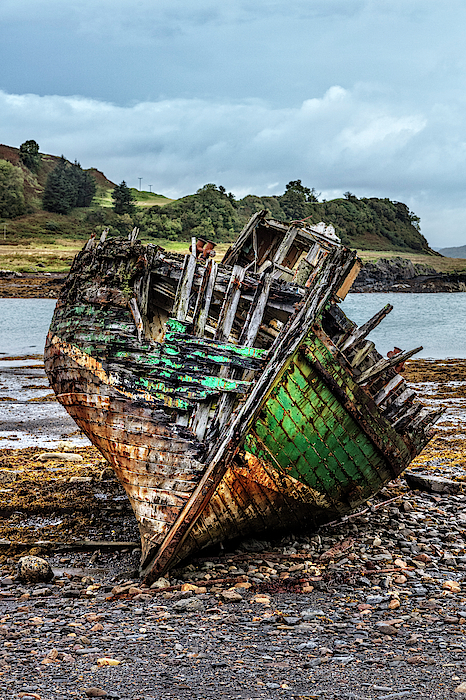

{"left": 0, "top": 298, "right": 57, "bottom": 357}
{"left": 0, "top": 293, "right": 465, "bottom": 359}
{"left": 341, "top": 292, "right": 466, "bottom": 359}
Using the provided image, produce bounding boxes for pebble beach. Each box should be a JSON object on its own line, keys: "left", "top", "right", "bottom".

{"left": 1, "top": 321, "right": 466, "bottom": 699}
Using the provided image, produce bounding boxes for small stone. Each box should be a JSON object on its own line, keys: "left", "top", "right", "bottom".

{"left": 455, "top": 682, "right": 466, "bottom": 694}
{"left": 388, "top": 598, "right": 401, "bottom": 610}
{"left": 221, "top": 589, "right": 243, "bottom": 603}
{"left": 17, "top": 556, "right": 54, "bottom": 583}
{"left": 84, "top": 689, "right": 107, "bottom": 698}
{"left": 251, "top": 594, "right": 271, "bottom": 605}
{"left": 180, "top": 583, "right": 199, "bottom": 592}
{"left": 394, "top": 558, "right": 408, "bottom": 569}
{"left": 37, "top": 452, "right": 84, "bottom": 462}
{"left": 127, "top": 587, "right": 144, "bottom": 596}
{"left": 90, "top": 623, "right": 104, "bottom": 632}
{"left": 375, "top": 622, "right": 398, "bottom": 635}
{"left": 32, "top": 587, "right": 52, "bottom": 596}
{"left": 96, "top": 657, "right": 121, "bottom": 666}
{"left": 282, "top": 616, "right": 301, "bottom": 625}
{"left": 150, "top": 577, "right": 170, "bottom": 589}
{"left": 69, "top": 476, "right": 92, "bottom": 483}
{"left": 443, "top": 580, "right": 461, "bottom": 593}
{"left": 173, "top": 598, "right": 203, "bottom": 612}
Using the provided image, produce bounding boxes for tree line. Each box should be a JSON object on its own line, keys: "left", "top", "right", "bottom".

{"left": 0, "top": 140, "right": 430, "bottom": 253}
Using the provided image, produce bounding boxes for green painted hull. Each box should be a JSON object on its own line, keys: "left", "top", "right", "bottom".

{"left": 245, "top": 333, "right": 402, "bottom": 515}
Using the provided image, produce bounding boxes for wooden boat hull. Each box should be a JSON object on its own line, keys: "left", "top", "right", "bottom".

{"left": 44, "top": 216, "right": 440, "bottom": 579}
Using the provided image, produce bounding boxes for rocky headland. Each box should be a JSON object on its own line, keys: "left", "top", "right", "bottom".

{"left": 353, "top": 259, "right": 466, "bottom": 293}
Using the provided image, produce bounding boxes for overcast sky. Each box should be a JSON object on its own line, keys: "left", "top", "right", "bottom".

{"left": 1, "top": 0, "right": 466, "bottom": 246}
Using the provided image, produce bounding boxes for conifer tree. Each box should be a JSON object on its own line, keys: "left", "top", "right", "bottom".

{"left": 112, "top": 181, "right": 135, "bottom": 215}
{"left": 43, "top": 157, "right": 96, "bottom": 214}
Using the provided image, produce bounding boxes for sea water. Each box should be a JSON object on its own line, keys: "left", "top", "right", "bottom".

{"left": 340, "top": 292, "right": 466, "bottom": 359}
{"left": 0, "top": 293, "right": 465, "bottom": 359}
{"left": 0, "top": 298, "right": 57, "bottom": 357}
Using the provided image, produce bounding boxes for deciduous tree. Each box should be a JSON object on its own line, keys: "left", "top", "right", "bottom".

{"left": 19, "top": 140, "right": 41, "bottom": 173}
{"left": 0, "top": 160, "right": 26, "bottom": 218}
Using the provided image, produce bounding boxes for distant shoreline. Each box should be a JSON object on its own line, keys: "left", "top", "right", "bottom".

{"left": 1, "top": 271, "right": 466, "bottom": 298}
{"left": 0, "top": 272, "right": 64, "bottom": 299}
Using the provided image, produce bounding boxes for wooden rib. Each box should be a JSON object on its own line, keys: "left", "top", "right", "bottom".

{"left": 192, "top": 259, "right": 218, "bottom": 336}
{"left": 272, "top": 226, "right": 298, "bottom": 266}
{"left": 357, "top": 346, "right": 423, "bottom": 384}
{"left": 215, "top": 264, "right": 246, "bottom": 342}
{"left": 239, "top": 271, "right": 273, "bottom": 347}
{"left": 221, "top": 211, "right": 264, "bottom": 266}
{"left": 129, "top": 298, "right": 144, "bottom": 343}
{"left": 383, "top": 388, "right": 416, "bottom": 420}
{"left": 392, "top": 403, "right": 423, "bottom": 430}
{"left": 173, "top": 241, "right": 197, "bottom": 322}
{"left": 373, "top": 374, "right": 405, "bottom": 405}
{"left": 340, "top": 304, "right": 393, "bottom": 352}
{"left": 350, "top": 340, "right": 375, "bottom": 368}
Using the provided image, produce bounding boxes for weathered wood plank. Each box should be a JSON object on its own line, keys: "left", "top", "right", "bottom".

{"left": 340, "top": 304, "right": 393, "bottom": 352}
{"left": 357, "top": 346, "right": 423, "bottom": 384}
{"left": 272, "top": 226, "right": 298, "bottom": 266}
{"left": 192, "top": 259, "right": 218, "bottom": 336}
{"left": 215, "top": 265, "right": 246, "bottom": 342}
{"left": 350, "top": 340, "right": 375, "bottom": 368}
{"left": 129, "top": 298, "right": 144, "bottom": 343}
{"left": 373, "top": 374, "right": 405, "bottom": 405}
{"left": 173, "top": 243, "right": 197, "bottom": 322}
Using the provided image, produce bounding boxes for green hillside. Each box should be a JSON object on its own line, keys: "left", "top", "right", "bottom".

{"left": 0, "top": 144, "right": 435, "bottom": 258}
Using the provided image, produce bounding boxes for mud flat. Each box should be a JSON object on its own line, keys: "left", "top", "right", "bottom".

{"left": 0, "top": 273, "right": 65, "bottom": 299}
{"left": 1, "top": 359, "right": 466, "bottom": 699}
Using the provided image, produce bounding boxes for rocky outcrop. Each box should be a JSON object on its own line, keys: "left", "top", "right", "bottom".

{"left": 353, "top": 258, "right": 466, "bottom": 292}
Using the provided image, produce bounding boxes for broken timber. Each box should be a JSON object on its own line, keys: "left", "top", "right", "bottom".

{"left": 44, "top": 211, "right": 441, "bottom": 581}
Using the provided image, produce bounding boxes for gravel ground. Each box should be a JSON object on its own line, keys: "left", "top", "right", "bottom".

{"left": 1, "top": 358, "right": 466, "bottom": 699}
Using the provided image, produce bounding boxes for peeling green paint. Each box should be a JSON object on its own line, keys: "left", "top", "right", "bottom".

{"left": 244, "top": 333, "right": 397, "bottom": 510}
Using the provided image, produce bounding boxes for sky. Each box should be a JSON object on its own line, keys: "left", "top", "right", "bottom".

{"left": 1, "top": 0, "right": 466, "bottom": 247}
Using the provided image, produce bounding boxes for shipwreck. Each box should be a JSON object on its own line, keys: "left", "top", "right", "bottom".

{"left": 44, "top": 211, "right": 441, "bottom": 582}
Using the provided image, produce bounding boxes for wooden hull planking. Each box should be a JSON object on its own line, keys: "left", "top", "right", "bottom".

{"left": 44, "top": 214, "right": 441, "bottom": 579}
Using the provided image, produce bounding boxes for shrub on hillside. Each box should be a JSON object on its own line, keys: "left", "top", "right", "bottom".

{"left": 0, "top": 159, "right": 26, "bottom": 218}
